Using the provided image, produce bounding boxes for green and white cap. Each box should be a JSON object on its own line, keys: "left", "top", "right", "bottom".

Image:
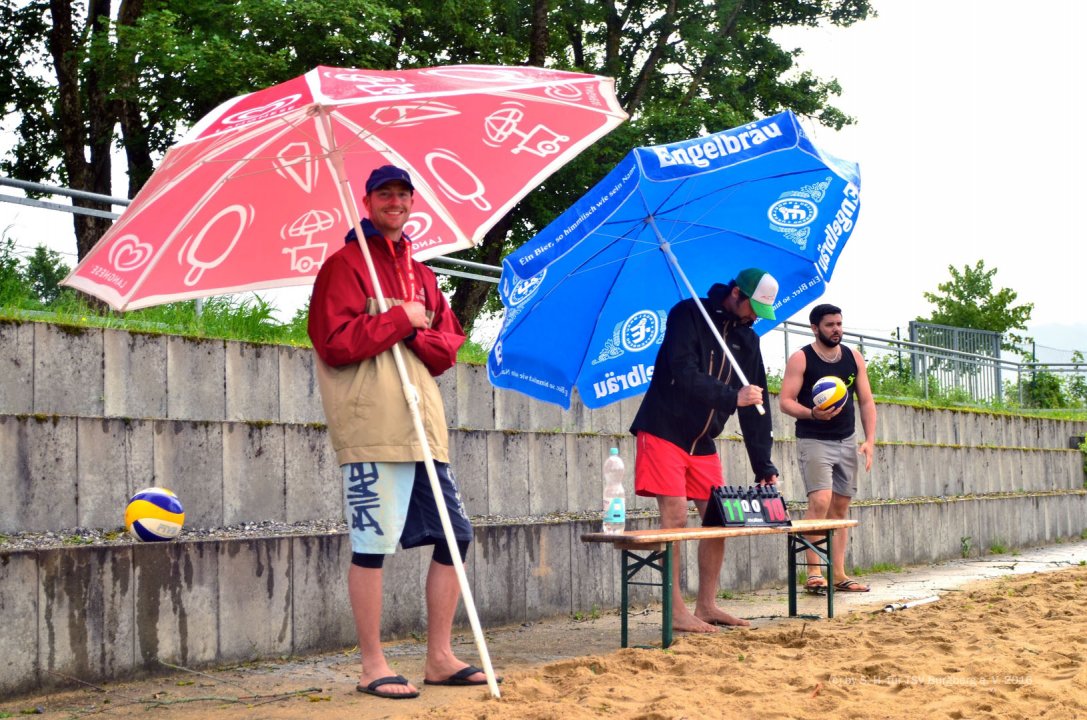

{"left": 734, "top": 268, "right": 778, "bottom": 321}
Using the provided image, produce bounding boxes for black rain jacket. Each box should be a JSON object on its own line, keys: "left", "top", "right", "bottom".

{"left": 629, "top": 283, "right": 778, "bottom": 482}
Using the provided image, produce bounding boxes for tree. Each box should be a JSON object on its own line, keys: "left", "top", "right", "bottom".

{"left": 1, "top": 0, "right": 400, "bottom": 257}
{"left": 1, "top": 0, "right": 875, "bottom": 329}
{"left": 917, "top": 260, "right": 1034, "bottom": 354}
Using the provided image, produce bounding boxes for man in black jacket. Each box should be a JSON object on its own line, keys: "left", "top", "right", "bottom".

{"left": 630, "top": 268, "right": 780, "bottom": 633}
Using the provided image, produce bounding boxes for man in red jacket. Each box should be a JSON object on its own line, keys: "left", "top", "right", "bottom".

{"left": 308, "top": 165, "right": 492, "bottom": 699}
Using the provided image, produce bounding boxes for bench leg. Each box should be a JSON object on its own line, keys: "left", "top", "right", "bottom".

{"left": 662, "top": 542, "right": 673, "bottom": 649}
{"left": 620, "top": 547, "right": 672, "bottom": 649}
{"left": 787, "top": 531, "right": 836, "bottom": 618}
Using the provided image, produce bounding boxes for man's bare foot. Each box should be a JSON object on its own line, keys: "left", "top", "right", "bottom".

{"left": 671, "top": 611, "right": 719, "bottom": 633}
{"left": 694, "top": 607, "right": 750, "bottom": 627}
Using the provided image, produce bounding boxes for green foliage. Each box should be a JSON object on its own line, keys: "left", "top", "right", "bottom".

{"left": 23, "top": 245, "right": 71, "bottom": 305}
{"left": 917, "top": 260, "right": 1034, "bottom": 354}
{"left": 1022, "top": 370, "right": 1066, "bottom": 409}
{"left": 0, "top": 0, "right": 875, "bottom": 327}
{"left": 861, "top": 350, "right": 976, "bottom": 407}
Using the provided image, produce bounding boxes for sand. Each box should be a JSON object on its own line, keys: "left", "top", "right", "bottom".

{"left": 5, "top": 563, "right": 1087, "bottom": 720}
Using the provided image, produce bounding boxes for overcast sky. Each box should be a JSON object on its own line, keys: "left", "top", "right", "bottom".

{"left": 772, "top": 0, "right": 1087, "bottom": 363}
{"left": 2, "top": 0, "right": 1084, "bottom": 365}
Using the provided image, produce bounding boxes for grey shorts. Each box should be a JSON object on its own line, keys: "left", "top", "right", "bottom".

{"left": 797, "top": 434, "right": 859, "bottom": 497}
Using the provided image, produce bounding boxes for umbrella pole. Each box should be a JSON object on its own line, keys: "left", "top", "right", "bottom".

{"left": 656, "top": 237, "right": 766, "bottom": 416}
{"left": 322, "top": 131, "right": 500, "bottom": 697}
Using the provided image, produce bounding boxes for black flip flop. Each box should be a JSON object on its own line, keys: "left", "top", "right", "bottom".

{"left": 423, "top": 665, "right": 502, "bottom": 686}
{"left": 356, "top": 674, "right": 420, "bottom": 699}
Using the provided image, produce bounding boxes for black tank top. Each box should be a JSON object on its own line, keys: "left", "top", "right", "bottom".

{"left": 795, "top": 344, "right": 858, "bottom": 441}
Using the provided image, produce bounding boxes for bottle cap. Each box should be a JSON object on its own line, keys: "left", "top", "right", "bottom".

{"left": 609, "top": 447, "right": 619, "bottom": 455}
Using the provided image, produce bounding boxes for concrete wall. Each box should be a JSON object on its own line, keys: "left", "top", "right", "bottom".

{"left": 2, "top": 321, "right": 1086, "bottom": 697}
{"left": 3, "top": 493, "right": 1086, "bottom": 697}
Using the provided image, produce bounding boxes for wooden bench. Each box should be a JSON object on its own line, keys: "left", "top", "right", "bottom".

{"left": 581, "top": 518, "right": 859, "bottom": 648}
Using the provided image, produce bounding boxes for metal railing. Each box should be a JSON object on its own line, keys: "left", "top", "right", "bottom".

{"left": 0, "top": 176, "right": 501, "bottom": 283}
{"left": 772, "top": 320, "right": 1086, "bottom": 408}
{"left": 4, "top": 176, "right": 1084, "bottom": 408}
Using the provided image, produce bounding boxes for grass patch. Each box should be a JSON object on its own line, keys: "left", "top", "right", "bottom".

{"left": 572, "top": 605, "right": 602, "bottom": 622}
{"left": 849, "top": 562, "right": 903, "bottom": 577}
{"left": 989, "top": 542, "right": 1009, "bottom": 555}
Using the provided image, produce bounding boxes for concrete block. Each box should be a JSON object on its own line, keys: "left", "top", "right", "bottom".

{"left": 284, "top": 424, "right": 341, "bottom": 523}
{"left": 494, "top": 386, "right": 532, "bottom": 431}
{"left": 38, "top": 546, "right": 134, "bottom": 686}
{"left": 134, "top": 540, "right": 219, "bottom": 667}
{"left": 278, "top": 346, "right": 323, "bottom": 424}
{"left": 0, "top": 321, "right": 34, "bottom": 414}
{"left": 560, "top": 391, "right": 592, "bottom": 433}
{"left": 153, "top": 420, "right": 224, "bottom": 528}
{"left": 33, "top": 323, "right": 104, "bottom": 417}
{"left": 473, "top": 524, "right": 527, "bottom": 625}
{"left": 589, "top": 400, "right": 623, "bottom": 435}
{"left": 570, "top": 519, "right": 616, "bottom": 613}
{"left": 527, "top": 432, "right": 569, "bottom": 515}
{"left": 77, "top": 417, "right": 154, "bottom": 530}
{"left": 436, "top": 366, "right": 458, "bottom": 429}
{"left": 217, "top": 537, "right": 292, "bottom": 661}
{"left": 380, "top": 543, "right": 425, "bottom": 639}
{"left": 456, "top": 364, "right": 493, "bottom": 430}
{"left": 486, "top": 431, "right": 529, "bottom": 517}
{"left": 451, "top": 430, "right": 488, "bottom": 514}
{"left": 0, "top": 549, "right": 39, "bottom": 695}
{"left": 290, "top": 534, "right": 355, "bottom": 652}
{"left": 523, "top": 522, "right": 573, "bottom": 618}
{"left": 747, "top": 534, "right": 782, "bottom": 590}
{"left": 566, "top": 435, "right": 605, "bottom": 514}
{"left": 167, "top": 336, "right": 225, "bottom": 421}
{"left": 103, "top": 329, "right": 168, "bottom": 419}
{"left": 530, "top": 397, "right": 564, "bottom": 434}
{"left": 222, "top": 422, "right": 286, "bottom": 525}
{"left": 719, "top": 534, "right": 752, "bottom": 593}
{"left": 867, "top": 502, "right": 904, "bottom": 568}
{"left": 616, "top": 396, "right": 641, "bottom": 438}
{"left": 225, "top": 342, "right": 280, "bottom": 421}
{"left": 960, "top": 500, "right": 983, "bottom": 558}
{"left": 0, "top": 415, "right": 77, "bottom": 533}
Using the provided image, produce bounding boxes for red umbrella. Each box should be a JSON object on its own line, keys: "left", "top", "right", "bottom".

{"left": 62, "top": 65, "right": 627, "bottom": 697}
{"left": 62, "top": 64, "right": 627, "bottom": 310}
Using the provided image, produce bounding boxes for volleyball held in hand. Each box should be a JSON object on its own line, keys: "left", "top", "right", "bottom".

{"left": 812, "top": 375, "right": 848, "bottom": 412}
{"left": 124, "top": 487, "right": 185, "bottom": 541}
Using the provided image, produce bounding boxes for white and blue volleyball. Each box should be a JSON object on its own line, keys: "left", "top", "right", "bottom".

{"left": 124, "top": 487, "right": 185, "bottom": 541}
{"left": 812, "top": 376, "right": 848, "bottom": 412}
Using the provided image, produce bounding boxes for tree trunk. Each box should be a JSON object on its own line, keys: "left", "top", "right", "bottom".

{"left": 48, "top": 0, "right": 117, "bottom": 259}
{"left": 529, "top": 0, "right": 549, "bottom": 66}
{"left": 116, "top": 0, "right": 155, "bottom": 196}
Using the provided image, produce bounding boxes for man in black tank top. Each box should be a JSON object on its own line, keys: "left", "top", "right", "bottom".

{"left": 779, "top": 303, "right": 878, "bottom": 593}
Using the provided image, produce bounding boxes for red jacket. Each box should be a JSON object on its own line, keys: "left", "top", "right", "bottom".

{"left": 308, "top": 222, "right": 465, "bottom": 463}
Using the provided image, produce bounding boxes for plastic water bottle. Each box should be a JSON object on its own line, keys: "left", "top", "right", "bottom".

{"left": 602, "top": 448, "right": 626, "bottom": 534}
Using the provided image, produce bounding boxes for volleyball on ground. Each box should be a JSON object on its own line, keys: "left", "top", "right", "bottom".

{"left": 812, "top": 375, "right": 848, "bottom": 412}
{"left": 124, "top": 487, "right": 185, "bottom": 542}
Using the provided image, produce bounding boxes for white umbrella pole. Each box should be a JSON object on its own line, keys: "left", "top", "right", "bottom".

{"left": 322, "top": 117, "right": 500, "bottom": 698}
{"left": 653, "top": 233, "right": 766, "bottom": 416}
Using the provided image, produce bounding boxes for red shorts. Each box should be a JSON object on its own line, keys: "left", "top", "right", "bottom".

{"left": 634, "top": 431, "right": 724, "bottom": 501}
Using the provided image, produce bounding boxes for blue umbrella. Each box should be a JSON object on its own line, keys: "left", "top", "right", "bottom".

{"left": 487, "top": 110, "right": 861, "bottom": 409}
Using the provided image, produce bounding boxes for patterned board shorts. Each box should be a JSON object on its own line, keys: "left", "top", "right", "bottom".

{"left": 341, "top": 460, "right": 473, "bottom": 554}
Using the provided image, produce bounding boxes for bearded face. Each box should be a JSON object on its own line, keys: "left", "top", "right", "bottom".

{"left": 814, "top": 314, "right": 843, "bottom": 347}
